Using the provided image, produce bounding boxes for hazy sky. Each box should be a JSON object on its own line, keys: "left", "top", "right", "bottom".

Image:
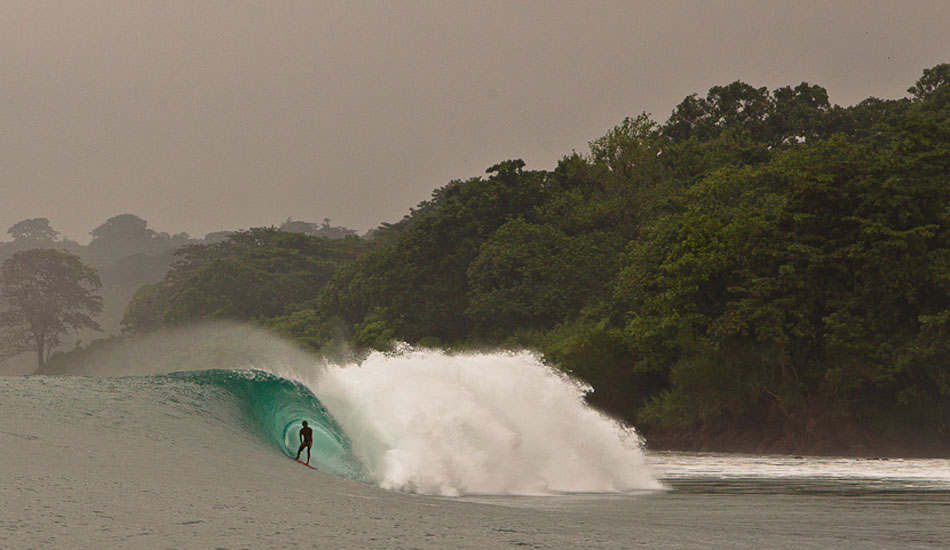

{"left": 2, "top": 1, "right": 948, "bottom": 242}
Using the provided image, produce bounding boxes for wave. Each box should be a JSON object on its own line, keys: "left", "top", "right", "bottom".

{"left": 160, "top": 369, "right": 366, "bottom": 480}
{"left": 39, "top": 322, "right": 662, "bottom": 496}
{"left": 311, "top": 348, "right": 662, "bottom": 495}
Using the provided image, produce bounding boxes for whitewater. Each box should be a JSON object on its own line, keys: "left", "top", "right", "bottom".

{"left": 3, "top": 322, "right": 949, "bottom": 549}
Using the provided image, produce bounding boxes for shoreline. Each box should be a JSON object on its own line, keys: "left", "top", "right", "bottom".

{"left": 643, "top": 429, "right": 950, "bottom": 460}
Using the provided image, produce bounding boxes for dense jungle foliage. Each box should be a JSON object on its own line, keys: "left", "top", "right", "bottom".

{"left": 123, "top": 65, "right": 950, "bottom": 454}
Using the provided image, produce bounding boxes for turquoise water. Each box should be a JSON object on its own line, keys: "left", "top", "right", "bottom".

{"left": 161, "top": 369, "right": 366, "bottom": 480}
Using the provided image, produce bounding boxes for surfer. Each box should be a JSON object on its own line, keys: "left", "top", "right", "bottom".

{"left": 295, "top": 421, "right": 313, "bottom": 464}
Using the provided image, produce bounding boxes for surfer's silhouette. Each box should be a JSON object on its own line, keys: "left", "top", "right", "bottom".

{"left": 295, "top": 421, "right": 313, "bottom": 464}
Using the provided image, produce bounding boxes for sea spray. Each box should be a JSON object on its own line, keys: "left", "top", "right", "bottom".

{"left": 308, "top": 347, "right": 663, "bottom": 496}
{"left": 39, "top": 321, "right": 319, "bottom": 377}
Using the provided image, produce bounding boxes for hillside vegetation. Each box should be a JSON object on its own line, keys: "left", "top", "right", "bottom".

{"left": 122, "top": 65, "right": 950, "bottom": 456}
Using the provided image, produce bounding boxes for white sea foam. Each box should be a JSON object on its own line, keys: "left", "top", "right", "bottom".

{"left": 648, "top": 451, "right": 950, "bottom": 490}
{"left": 306, "top": 347, "right": 663, "bottom": 496}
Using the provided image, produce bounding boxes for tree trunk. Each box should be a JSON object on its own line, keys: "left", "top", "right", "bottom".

{"left": 35, "top": 333, "right": 45, "bottom": 368}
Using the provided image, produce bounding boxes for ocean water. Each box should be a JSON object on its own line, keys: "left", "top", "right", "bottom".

{"left": 2, "top": 323, "right": 948, "bottom": 549}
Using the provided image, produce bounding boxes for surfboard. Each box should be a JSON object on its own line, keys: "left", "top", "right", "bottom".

{"left": 295, "top": 459, "right": 316, "bottom": 470}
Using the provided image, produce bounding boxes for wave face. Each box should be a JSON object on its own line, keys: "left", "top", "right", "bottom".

{"left": 39, "top": 322, "right": 661, "bottom": 496}
{"left": 161, "top": 369, "right": 365, "bottom": 480}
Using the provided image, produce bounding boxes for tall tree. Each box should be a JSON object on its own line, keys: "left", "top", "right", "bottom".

{"left": 7, "top": 218, "right": 61, "bottom": 243}
{"left": 0, "top": 249, "right": 103, "bottom": 368}
{"left": 907, "top": 63, "right": 950, "bottom": 100}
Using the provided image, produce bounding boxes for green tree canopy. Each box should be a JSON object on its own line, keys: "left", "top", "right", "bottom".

{"left": 104, "top": 64, "right": 950, "bottom": 454}
{"left": 298, "top": 64, "right": 950, "bottom": 453}
{"left": 121, "top": 228, "right": 368, "bottom": 333}
{"left": 280, "top": 218, "right": 358, "bottom": 239}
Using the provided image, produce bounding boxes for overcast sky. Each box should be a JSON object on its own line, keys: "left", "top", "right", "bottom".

{"left": 2, "top": 1, "right": 948, "bottom": 242}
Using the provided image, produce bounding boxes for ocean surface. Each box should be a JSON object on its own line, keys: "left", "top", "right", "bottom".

{"left": 2, "top": 323, "right": 948, "bottom": 549}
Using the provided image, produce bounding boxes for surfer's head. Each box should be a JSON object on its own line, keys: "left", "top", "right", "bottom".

{"left": 302, "top": 421, "right": 308, "bottom": 427}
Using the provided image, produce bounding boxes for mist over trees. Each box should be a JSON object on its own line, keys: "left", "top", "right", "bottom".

{"left": 0, "top": 215, "right": 359, "bottom": 372}
{"left": 0, "top": 249, "right": 103, "bottom": 367}
{"left": 85, "top": 214, "right": 192, "bottom": 261}
{"left": 7, "top": 218, "right": 62, "bottom": 243}
{"left": 121, "top": 228, "right": 368, "bottom": 333}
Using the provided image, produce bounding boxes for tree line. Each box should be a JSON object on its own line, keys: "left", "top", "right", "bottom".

{"left": 315, "top": 64, "right": 948, "bottom": 454}
{"left": 10, "top": 65, "right": 948, "bottom": 455}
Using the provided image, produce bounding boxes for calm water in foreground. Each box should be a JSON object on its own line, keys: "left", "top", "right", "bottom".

{"left": 457, "top": 452, "right": 950, "bottom": 549}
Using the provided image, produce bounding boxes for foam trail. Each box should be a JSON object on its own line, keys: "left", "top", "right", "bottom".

{"left": 308, "top": 348, "right": 663, "bottom": 496}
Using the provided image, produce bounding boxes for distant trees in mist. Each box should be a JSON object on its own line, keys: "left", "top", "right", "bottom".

{"left": 0, "top": 214, "right": 359, "bottom": 370}
{"left": 121, "top": 227, "right": 367, "bottom": 333}
{"left": 0, "top": 249, "right": 103, "bottom": 367}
